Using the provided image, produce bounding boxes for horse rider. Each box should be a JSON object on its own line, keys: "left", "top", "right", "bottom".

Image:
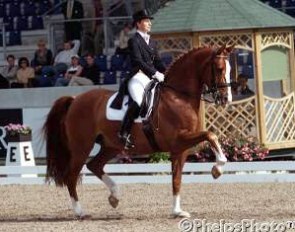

{"left": 118, "top": 9, "right": 166, "bottom": 149}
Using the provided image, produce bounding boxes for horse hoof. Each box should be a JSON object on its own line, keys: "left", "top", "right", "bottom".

{"left": 109, "top": 195, "right": 119, "bottom": 208}
{"left": 211, "top": 165, "right": 222, "bottom": 179}
{"left": 172, "top": 211, "right": 191, "bottom": 218}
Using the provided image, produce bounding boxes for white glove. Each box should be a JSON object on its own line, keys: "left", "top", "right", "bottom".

{"left": 152, "top": 71, "right": 165, "bottom": 82}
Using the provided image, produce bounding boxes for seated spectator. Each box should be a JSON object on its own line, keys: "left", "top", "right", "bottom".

{"left": 12, "top": 57, "right": 35, "bottom": 88}
{"left": 0, "top": 54, "right": 18, "bottom": 88}
{"left": 55, "top": 54, "right": 83, "bottom": 87}
{"left": 54, "top": 40, "right": 80, "bottom": 67}
{"left": 69, "top": 53, "right": 100, "bottom": 86}
{"left": 238, "top": 74, "right": 254, "bottom": 96}
{"left": 233, "top": 74, "right": 254, "bottom": 100}
{"left": 32, "top": 39, "right": 53, "bottom": 75}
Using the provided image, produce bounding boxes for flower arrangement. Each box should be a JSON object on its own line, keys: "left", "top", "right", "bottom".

{"left": 194, "top": 135, "right": 269, "bottom": 162}
{"left": 4, "top": 123, "right": 32, "bottom": 137}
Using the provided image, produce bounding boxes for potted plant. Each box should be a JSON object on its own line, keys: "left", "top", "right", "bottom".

{"left": 4, "top": 123, "right": 32, "bottom": 142}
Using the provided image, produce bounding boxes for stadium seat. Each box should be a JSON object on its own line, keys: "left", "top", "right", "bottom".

{"left": 4, "top": 17, "right": 14, "bottom": 31}
{"left": 16, "top": 16, "right": 28, "bottom": 31}
{"left": 110, "top": 54, "right": 125, "bottom": 71}
{"left": 9, "top": 2, "right": 21, "bottom": 17}
{"left": 119, "top": 70, "right": 130, "bottom": 79}
{"left": 38, "top": 1, "right": 51, "bottom": 15}
{"left": 0, "top": 3, "right": 4, "bottom": 17}
{"left": 103, "top": 71, "right": 117, "bottom": 84}
{"left": 31, "top": 15, "right": 44, "bottom": 30}
{"left": 269, "top": 0, "right": 281, "bottom": 8}
{"left": 7, "top": 31, "right": 21, "bottom": 46}
{"left": 95, "top": 55, "right": 108, "bottom": 71}
{"left": 286, "top": 8, "right": 295, "bottom": 17}
{"left": 286, "top": 0, "right": 295, "bottom": 7}
{"left": 24, "top": 1, "right": 36, "bottom": 16}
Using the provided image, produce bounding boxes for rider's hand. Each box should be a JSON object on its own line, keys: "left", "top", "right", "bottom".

{"left": 152, "top": 71, "right": 165, "bottom": 82}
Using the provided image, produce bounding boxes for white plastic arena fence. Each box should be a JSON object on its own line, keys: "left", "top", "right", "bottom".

{"left": 0, "top": 161, "right": 295, "bottom": 185}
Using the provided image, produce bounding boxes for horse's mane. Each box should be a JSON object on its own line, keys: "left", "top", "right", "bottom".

{"left": 165, "top": 47, "right": 210, "bottom": 78}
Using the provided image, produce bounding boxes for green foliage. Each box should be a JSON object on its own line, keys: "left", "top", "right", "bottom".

{"left": 149, "top": 152, "right": 170, "bottom": 163}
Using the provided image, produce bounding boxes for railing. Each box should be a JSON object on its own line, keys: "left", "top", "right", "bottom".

{"left": 1, "top": 161, "right": 295, "bottom": 185}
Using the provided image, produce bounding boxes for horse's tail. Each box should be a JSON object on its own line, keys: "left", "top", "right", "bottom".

{"left": 43, "top": 96, "right": 74, "bottom": 186}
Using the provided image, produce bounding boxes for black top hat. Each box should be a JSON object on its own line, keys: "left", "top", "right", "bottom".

{"left": 132, "top": 9, "right": 153, "bottom": 26}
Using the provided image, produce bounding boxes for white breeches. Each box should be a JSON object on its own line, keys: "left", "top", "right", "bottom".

{"left": 128, "top": 72, "right": 152, "bottom": 106}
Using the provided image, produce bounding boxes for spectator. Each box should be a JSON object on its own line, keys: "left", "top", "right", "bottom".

{"left": 12, "top": 57, "right": 35, "bottom": 88}
{"left": 54, "top": 40, "right": 80, "bottom": 67}
{"left": 32, "top": 39, "right": 53, "bottom": 75}
{"left": 61, "top": 0, "right": 84, "bottom": 41}
{"left": 233, "top": 74, "right": 254, "bottom": 100}
{"left": 0, "top": 55, "right": 18, "bottom": 88}
{"left": 55, "top": 55, "right": 83, "bottom": 87}
{"left": 238, "top": 74, "right": 254, "bottom": 96}
{"left": 69, "top": 53, "right": 100, "bottom": 86}
{"left": 116, "top": 23, "right": 132, "bottom": 55}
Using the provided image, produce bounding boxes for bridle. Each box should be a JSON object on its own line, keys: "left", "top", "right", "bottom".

{"left": 201, "top": 54, "right": 232, "bottom": 104}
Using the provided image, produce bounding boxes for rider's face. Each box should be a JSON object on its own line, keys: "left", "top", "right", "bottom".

{"left": 137, "top": 18, "right": 152, "bottom": 33}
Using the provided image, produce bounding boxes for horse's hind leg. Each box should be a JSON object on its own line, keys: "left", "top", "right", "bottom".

{"left": 86, "top": 147, "right": 120, "bottom": 208}
{"left": 67, "top": 161, "right": 85, "bottom": 218}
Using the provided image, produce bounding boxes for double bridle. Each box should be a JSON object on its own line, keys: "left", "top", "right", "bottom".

{"left": 201, "top": 54, "right": 232, "bottom": 104}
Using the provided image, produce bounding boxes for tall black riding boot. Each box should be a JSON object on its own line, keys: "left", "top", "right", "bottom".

{"left": 118, "top": 101, "right": 140, "bottom": 149}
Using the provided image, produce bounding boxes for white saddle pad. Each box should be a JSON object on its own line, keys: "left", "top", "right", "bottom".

{"left": 106, "top": 93, "right": 143, "bottom": 123}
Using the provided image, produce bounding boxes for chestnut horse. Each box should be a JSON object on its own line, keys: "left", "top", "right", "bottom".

{"left": 44, "top": 44, "right": 233, "bottom": 218}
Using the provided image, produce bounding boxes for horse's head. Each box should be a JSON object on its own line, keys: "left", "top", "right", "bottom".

{"left": 203, "top": 44, "right": 234, "bottom": 106}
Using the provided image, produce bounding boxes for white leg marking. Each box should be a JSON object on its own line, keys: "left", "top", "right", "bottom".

{"left": 102, "top": 174, "right": 119, "bottom": 199}
{"left": 70, "top": 197, "right": 84, "bottom": 217}
{"left": 214, "top": 142, "right": 227, "bottom": 165}
{"left": 172, "top": 195, "right": 191, "bottom": 218}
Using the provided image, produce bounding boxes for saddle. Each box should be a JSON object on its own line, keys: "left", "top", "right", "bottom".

{"left": 109, "top": 79, "right": 162, "bottom": 151}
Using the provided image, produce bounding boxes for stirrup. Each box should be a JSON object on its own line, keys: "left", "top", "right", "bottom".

{"left": 124, "top": 134, "right": 135, "bottom": 150}
{"left": 118, "top": 133, "right": 135, "bottom": 150}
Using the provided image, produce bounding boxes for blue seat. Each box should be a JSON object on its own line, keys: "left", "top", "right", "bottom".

{"left": 0, "top": 3, "right": 4, "bottom": 17}
{"left": 7, "top": 31, "right": 21, "bottom": 46}
{"left": 103, "top": 71, "right": 117, "bottom": 84}
{"left": 38, "top": 1, "right": 51, "bottom": 15}
{"left": 95, "top": 55, "right": 108, "bottom": 71}
{"left": 110, "top": 54, "right": 125, "bottom": 71}
{"left": 24, "top": 1, "right": 36, "bottom": 16}
{"left": 4, "top": 17, "right": 14, "bottom": 31}
{"left": 16, "top": 16, "right": 28, "bottom": 30}
{"left": 9, "top": 2, "right": 21, "bottom": 17}
{"left": 269, "top": 0, "right": 281, "bottom": 8}
{"left": 286, "top": 0, "right": 295, "bottom": 7}
{"left": 31, "top": 16, "right": 44, "bottom": 30}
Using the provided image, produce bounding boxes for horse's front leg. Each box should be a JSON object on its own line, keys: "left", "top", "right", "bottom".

{"left": 171, "top": 151, "right": 191, "bottom": 218}
{"left": 203, "top": 131, "right": 227, "bottom": 179}
{"left": 180, "top": 131, "right": 227, "bottom": 179}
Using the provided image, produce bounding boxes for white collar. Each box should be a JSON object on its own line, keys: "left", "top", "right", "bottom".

{"left": 137, "top": 30, "right": 150, "bottom": 44}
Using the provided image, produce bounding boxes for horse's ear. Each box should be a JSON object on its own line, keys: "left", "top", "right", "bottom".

{"left": 226, "top": 44, "right": 235, "bottom": 53}
{"left": 216, "top": 44, "right": 226, "bottom": 55}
